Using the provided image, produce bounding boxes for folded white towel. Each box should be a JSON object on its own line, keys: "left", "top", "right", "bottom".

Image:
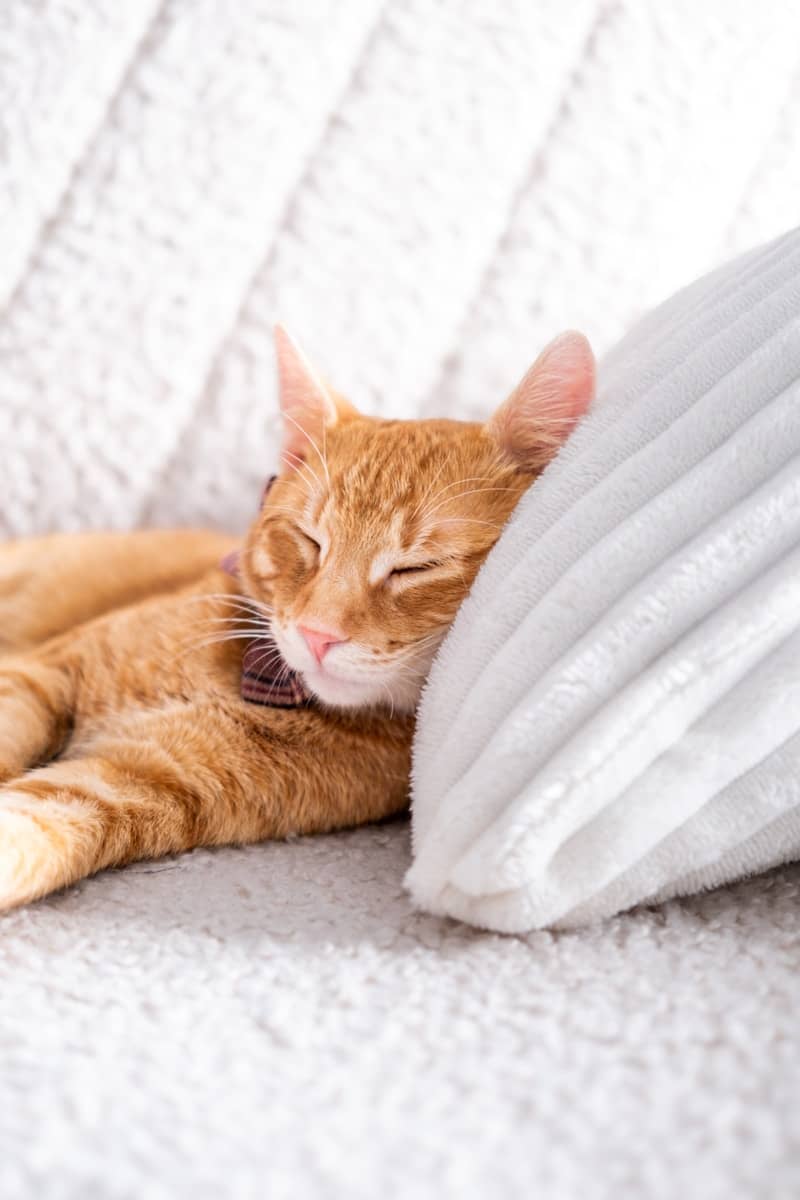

{"left": 407, "top": 228, "right": 800, "bottom": 932}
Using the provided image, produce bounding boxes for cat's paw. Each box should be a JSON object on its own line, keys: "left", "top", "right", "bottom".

{"left": 0, "top": 797, "right": 64, "bottom": 911}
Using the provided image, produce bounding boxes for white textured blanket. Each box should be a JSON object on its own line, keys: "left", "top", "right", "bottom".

{"left": 3, "top": 4, "right": 800, "bottom": 1198}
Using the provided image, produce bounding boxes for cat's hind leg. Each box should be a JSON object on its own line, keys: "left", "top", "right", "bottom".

{"left": 0, "top": 530, "right": 236, "bottom": 653}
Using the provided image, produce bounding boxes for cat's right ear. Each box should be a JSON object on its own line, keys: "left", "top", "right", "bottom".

{"left": 274, "top": 325, "right": 351, "bottom": 471}
{"left": 486, "top": 331, "right": 595, "bottom": 471}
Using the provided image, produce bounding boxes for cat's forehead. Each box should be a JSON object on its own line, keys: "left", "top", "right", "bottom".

{"left": 326, "top": 417, "right": 485, "bottom": 491}
{"left": 270, "top": 414, "right": 512, "bottom": 553}
{"left": 299, "top": 419, "right": 506, "bottom": 558}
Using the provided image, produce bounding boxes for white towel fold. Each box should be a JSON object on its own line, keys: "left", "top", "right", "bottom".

{"left": 407, "top": 228, "right": 800, "bottom": 932}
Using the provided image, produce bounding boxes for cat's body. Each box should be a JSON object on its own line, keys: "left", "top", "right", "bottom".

{"left": 0, "top": 328, "right": 594, "bottom": 909}
{"left": 0, "top": 531, "right": 414, "bottom": 908}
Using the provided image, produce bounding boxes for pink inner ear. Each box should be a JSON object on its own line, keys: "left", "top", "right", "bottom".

{"left": 541, "top": 330, "right": 595, "bottom": 426}
{"left": 487, "top": 330, "right": 595, "bottom": 470}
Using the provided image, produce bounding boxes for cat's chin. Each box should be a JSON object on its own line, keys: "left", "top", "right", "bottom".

{"left": 301, "top": 668, "right": 417, "bottom": 715}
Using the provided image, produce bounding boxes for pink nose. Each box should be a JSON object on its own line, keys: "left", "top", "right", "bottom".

{"left": 297, "top": 624, "right": 347, "bottom": 664}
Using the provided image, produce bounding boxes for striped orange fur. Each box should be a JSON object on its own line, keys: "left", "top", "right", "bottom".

{"left": 0, "top": 329, "right": 594, "bottom": 908}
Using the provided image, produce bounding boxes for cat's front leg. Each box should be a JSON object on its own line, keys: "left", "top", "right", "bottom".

{"left": 0, "top": 753, "right": 171, "bottom": 910}
{"left": 0, "top": 657, "right": 74, "bottom": 783}
{"left": 0, "top": 701, "right": 413, "bottom": 911}
{"left": 0, "top": 703, "right": 258, "bottom": 909}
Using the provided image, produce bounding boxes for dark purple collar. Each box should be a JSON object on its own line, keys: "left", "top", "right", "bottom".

{"left": 240, "top": 637, "right": 311, "bottom": 708}
{"left": 221, "top": 535, "right": 312, "bottom": 711}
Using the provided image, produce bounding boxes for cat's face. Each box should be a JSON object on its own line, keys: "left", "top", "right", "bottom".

{"left": 241, "top": 327, "right": 594, "bottom": 713}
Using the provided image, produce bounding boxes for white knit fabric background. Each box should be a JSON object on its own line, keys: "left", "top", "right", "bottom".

{"left": 2, "top": 3, "right": 800, "bottom": 1197}
{"left": 4, "top": 1, "right": 800, "bottom": 537}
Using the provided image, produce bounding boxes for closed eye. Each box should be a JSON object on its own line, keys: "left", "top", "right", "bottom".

{"left": 295, "top": 527, "right": 321, "bottom": 552}
{"left": 390, "top": 561, "right": 443, "bottom": 578}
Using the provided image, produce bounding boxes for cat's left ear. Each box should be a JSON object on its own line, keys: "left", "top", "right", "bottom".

{"left": 486, "top": 331, "right": 595, "bottom": 471}
{"left": 274, "top": 325, "right": 354, "bottom": 470}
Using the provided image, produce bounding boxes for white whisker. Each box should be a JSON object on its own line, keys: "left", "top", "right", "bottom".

{"left": 415, "top": 474, "right": 506, "bottom": 522}
{"left": 263, "top": 505, "right": 310, "bottom": 519}
{"left": 416, "top": 474, "right": 498, "bottom": 520}
{"left": 282, "top": 443, "right": 324, "bottom": 493}
{"left": 282, "top": 411, "right": 331, "bottom": 487}
{"left": 379, "top": 679, "right": 396, "bottom": 720}
{"left": 408, "top": 456, "right": 453, "bottom": 521}
{"left": 182, "top": 593, "right": 273, "bottom": 616}
{"left": 197, "top": 617, "right": 271, "bottom": 628}
{"left": 186, "top": 631, "right": 262, "bottom": 650}
{"left": 173, "top": 629, "right": 260, "bottom": 664}
{"left": 420, "top": 485, "right": 519, "bottom": 521}
{"left": 280, "top": 450, "right": 321, "bottom": 500}
{"left": 434, "top": 518, "right": 502, "bottom": 531}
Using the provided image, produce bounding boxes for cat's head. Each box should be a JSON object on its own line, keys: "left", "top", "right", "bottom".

{"left": 240, "top": 325, "right": 594, "bottom": 714}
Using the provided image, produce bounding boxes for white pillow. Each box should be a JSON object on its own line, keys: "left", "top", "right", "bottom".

{"left": 406, "top": 227, "right": 800, "bottom": 932}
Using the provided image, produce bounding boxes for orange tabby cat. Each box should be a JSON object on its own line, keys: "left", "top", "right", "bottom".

{"left": 0, "top": 327, "right": 594, "bottom": 909}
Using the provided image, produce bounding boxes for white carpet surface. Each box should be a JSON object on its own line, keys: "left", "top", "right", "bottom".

{"left": 2, "top": 2, "right": 800, "bottom": 1196}
{"left": 2, "top": 829, "right": 800, "bottom": 1200}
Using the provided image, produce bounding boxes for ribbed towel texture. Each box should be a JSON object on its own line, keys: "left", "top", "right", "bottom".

{"left": 408, "top": 229, "right": 800, "bottom": 932}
